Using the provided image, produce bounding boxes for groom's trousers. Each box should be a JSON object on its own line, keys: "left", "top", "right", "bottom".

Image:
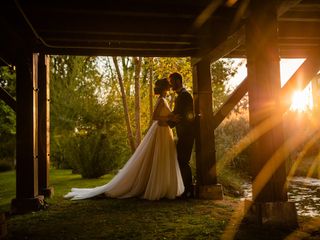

{"left": 176, "top": 134, "right": 194, "bottom": 195}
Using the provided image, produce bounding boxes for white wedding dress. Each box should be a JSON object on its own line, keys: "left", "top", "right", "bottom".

{"left": 64, "top": 97, "right": 184, "bottom": 201}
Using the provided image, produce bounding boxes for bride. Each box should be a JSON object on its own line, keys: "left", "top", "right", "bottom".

{"left": 64, "top": 78, "right": 184, "bottom": 200}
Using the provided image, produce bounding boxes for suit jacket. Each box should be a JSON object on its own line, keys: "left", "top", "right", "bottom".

{"left": 168, "top": 88, "right": 195, "bottom": 138}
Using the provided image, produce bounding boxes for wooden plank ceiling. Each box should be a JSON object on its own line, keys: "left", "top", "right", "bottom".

{"left": 0, "top": 0, "right": 319, "bottom": 65}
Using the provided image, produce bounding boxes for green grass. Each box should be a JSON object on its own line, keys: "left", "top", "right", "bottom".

{"left": 0, "top": 169, "right": 319, "bottom": 240}
{"left": 0, "top": 169, "right": 114, "bottom": 212}
{"left": 0, "top": 170, "right": 15, "bottom": 212}
{"left": 1, "top": 169, "right": 236, "bottom": 240}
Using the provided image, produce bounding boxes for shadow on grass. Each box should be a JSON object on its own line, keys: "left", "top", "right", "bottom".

{"left": 234, "top": 219, "right": 293, "bottom": 240}
{"left": 5, "top": 198, "right": 234, "bottom": 240}
{"left": 3, "top": 170, "right": 320, "bottom": 239}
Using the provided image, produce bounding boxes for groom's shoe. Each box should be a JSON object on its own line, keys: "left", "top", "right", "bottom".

{"left": 178, "top": 190, "right": 193, "bottom": 200}
{"left": 186, "top": 190, "right": 195, "bottom": 199}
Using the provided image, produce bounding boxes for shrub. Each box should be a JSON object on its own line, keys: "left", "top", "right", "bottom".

{"left": 215, "top": 109, "right": 250, "bottom": 174}
{"left": 0, "top": 160, "right": 13, "bottom": 172}
{"left": 64, "top": 131, "right": 123, "bottom": 178}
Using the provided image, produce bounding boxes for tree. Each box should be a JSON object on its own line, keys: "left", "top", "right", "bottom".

{"left": 112, "top": 56, "right": 136, "bottom": 153}
{"left": 0, "top": 66, "right": 16, "bottom": 165}
{"left": 133, "top": 57, "right": 142, "bottom": 145}
{"left": 210, "top": 59, "right": 240, "bottom": 112}
{"left": 50, "top": 55, "right": 129, "bottom": 177}
{"left": 148, "top": 58, "right": 154, "bottom": 125}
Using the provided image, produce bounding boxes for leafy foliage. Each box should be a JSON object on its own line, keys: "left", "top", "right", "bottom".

{"left": 50, "top": 56, "right": 129, "bottom": 178}
{"left": 0, "top": 66, "right": 16, "bottom": 164}
{"left": 0, "top": 160, "right": 13, "bottom": 172}
{"left": 216, "top": 109, "right": 250, "bottom": 173}
{"left": 211, "top": 59, "right": 241, "bottom": 111}
{"left": 0, "top": 55, "right": 243, "bottom": 179}
{"left": 64, "top": 132, "right": 120, "bottom": 178}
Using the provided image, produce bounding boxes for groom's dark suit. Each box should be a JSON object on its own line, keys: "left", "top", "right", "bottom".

{"left": 169, "top": 88, "right": 195, "bottom": 196}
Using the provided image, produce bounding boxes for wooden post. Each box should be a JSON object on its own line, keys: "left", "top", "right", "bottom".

{"left": 245, "top": 0, "right": 297, "bottom": 227}
{"left": 0, "top": 213, "right": 7, "bottom": 239}
{"left": 192, "top": 57, "right": 223, "bottom": 200}
{"left": 38, "top": 54, "right": 53, "bottom": 197}
{"left": 312, "top": 75, "right": 320, "bottom": 114}
{"left": 11, "top": 52, "right": 44, "bottom": 213}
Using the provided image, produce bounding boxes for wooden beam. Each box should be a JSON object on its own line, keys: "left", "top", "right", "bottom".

{"left": 0, "top": 86, "right": 16, "bottom": 112}
{"left": 312, "top": 74, "right": 320, "bottom": 112}
{"left": 277, "top": 0, "right": 302, "bottom": 16}
{"left": 0, "top": 53, "right": 14, "bottom": 67}
{"left": 11, "top": 52, "right": 44, "bottom": 213}
{"left": 22, "top": 1, "right": 212, "bottom": 18}
{"left": 280, "top": 46, "right": 320, "bottom": 111}
{"left": 40, "top": 40, "right": 198, "bottom": 50}
{"left": 36, "top": 46, "right": 197, "bottom": 57}
{"left": 38, "top": 54, "right": 52, "bottom": 197}
{"left": 213, "top": 77, "right": 248, "bottom": 129}
{"left": 246, "top": 0, "right": 287, "bottom": 203}
{"left": 280, "top": 10, "right": 320, "bottom": 22}
{"left": 243, "top": 0, "right": 299, "bottom": 227}
{"left": 279, "top": 48, "right": 320, "bottom": 58}
{"left": 192, "top": 0, "right": 302, "bottom": 64}
{"left": 192, "top": 58, "right": 217, "bottom": 185}
{"left": 0, "top": 15, "right": 25, "bottom": 65}
{"left": 213, "top": 45, "right": 320, "bottom": 130}
{"left": 278, "top": 21, "right": 320, "bottom": 38}
{"left": 40, "top": 31, "right": 199, "bottom": 44}
{"left": 193, "top": 57, "right": 223, "bottom": 199}
{"left": 192, "top": 26, "right": 245, "bottom": 65}
{"left": 15, "top": 52, "right": 38, "bottom": 201}
{"left": 34, "top": 17, "right": 195, "bottom": 35}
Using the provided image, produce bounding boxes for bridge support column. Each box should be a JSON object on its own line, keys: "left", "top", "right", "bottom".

{"left": 38, "top": 54, "right": 53, "bottom": 198}
{"left": 192, "top": 57, "right": 223, "bottom": 200}
{"left": 11, "top": 52, "right": 45, "bottom": 213}
{"left": 245, "top": 0, "right": 297, "bottom": 227}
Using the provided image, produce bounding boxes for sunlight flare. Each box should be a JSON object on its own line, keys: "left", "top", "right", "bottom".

{"left": 290, "top": 89, "right": 312, "bottom": 112}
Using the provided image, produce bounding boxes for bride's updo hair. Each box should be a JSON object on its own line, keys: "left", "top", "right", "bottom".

{"left": 154, "top": 78, "right": 170, "bottom": 95}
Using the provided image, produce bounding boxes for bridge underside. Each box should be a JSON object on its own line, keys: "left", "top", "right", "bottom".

{"left": 0, "top": 0, "right": 320, "bottom": 225}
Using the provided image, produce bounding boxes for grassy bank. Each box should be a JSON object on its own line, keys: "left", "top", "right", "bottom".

{"left": 1, "top": 169, "right": 319, "bottom": 239}
{"left": 1, "top": 169, "right": 236, "bottom": 239}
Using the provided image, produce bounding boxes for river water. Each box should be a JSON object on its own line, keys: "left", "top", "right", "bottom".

{"left": 241, "top": 177, "right": 320, "bottom": 217}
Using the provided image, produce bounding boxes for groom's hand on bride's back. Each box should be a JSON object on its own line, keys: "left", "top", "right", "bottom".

{"left": 170, "top": 114, "right": 181, "bottom": 123}
{"left": 158, "top": 120, "right": 169, "bottom": 126}
{"left": 167, "top": 114, "right": 181, "bottom": 128}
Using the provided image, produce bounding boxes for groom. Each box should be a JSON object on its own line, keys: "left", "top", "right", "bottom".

{"left": 168, "top": 72, "right": 195, "bottom": 198}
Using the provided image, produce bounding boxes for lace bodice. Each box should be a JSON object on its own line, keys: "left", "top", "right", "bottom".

{"left": 155, "top": 97, "right": 171, "bottom": 117}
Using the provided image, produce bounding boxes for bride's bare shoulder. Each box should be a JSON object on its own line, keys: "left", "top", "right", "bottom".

{"left": 155, "top": 97, "right": 165, "bottom": 105}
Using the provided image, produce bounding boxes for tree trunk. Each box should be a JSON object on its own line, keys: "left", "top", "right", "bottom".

{"left": 133, "top": 57, "right": 142, "bottom": 146}
{"left": 112, "top": 56, "right": 136, "bottom": 153}
{"left": 149, "top": 58, "right": 154, "bottom": 125}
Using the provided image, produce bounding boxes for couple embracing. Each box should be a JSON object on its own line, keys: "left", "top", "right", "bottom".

{"left": 64, "top": 72, "right": 195, "bottom": 201}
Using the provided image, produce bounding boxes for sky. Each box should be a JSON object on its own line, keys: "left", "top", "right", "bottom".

{"left": 227, "top": 58, "right": 312, "bottom": 110}
{"left": 228, "top": 58, "right": 306, "bottom": 87}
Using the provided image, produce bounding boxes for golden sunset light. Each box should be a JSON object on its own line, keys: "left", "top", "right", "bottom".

{"left": 290, "top": 89, "right": 312, "bottom": 112}
{"left": 279, "top": 59, "right": 314, "bottom": 112}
